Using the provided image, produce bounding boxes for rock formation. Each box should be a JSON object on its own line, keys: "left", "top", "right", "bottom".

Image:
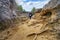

{"left": 0, "top": 0, "right": 18, "bottom": 31}
{"left": 8, "top": 0, "right": 60, "bottom": 40}
{"left": 0, "top": 0, "right": 20, "bottom": 40}
{"left": 0, "top": 0, "right": 60, "bottom": 40}
{"left": 27, "top": 0, "right": 60, "bottom": 40}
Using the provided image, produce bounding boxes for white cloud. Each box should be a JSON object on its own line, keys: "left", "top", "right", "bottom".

{"left": 15, "top": 0, "right": 50, "bottom": 11}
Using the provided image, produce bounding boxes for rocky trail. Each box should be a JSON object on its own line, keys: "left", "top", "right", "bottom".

{"left": 0, "top": 0, "right": 60, "bottom": 40}
{"left": 7, "top": 19, "right": 42, "bottom": 40}
{"left": 7, "top": 18, "right": 60, "bottom": 40}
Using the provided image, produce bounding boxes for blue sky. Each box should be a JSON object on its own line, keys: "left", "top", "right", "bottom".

{"left": 15, "top": 0, "right": 50, "bottom": 11}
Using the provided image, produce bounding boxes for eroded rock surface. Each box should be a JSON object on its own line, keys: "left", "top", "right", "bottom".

{"left": 1, "top": 0, "right": 60, "bottom": 40}
{"left": 0, "top": 0, "right": 18, "bottom": 31}
{"left": 0, "top": 0, "right": 20, "bottom": 40}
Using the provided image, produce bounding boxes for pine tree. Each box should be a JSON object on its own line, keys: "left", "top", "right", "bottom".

{"left": 17, "top": 5, "right": 23, "bottom": 12}
{"left": 31, "top": 7, "right": 36, "bottom": 14}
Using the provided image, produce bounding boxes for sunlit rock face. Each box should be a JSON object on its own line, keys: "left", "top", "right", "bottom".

{"left": 26, "top": 0, "right": 60, "bottom": 40}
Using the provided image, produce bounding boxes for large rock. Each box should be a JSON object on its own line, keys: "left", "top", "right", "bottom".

{"left": 0, "top": 0, "right": 19, "bottom": 31}
{"left": 0, "top": 0, "right": 17, "bottom": 20}
{"left": 43, "top": 0, "right": 60, "bottom": 9}
{"left": 0, "top": 0, "right": 19, "bottom": 40}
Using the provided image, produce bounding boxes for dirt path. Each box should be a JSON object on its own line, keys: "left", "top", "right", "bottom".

{"left": 7, "top": 19, "right": 52, "bottom": 40}
{"left": 7, "top": 19, "right": 43, "bottom": 40}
